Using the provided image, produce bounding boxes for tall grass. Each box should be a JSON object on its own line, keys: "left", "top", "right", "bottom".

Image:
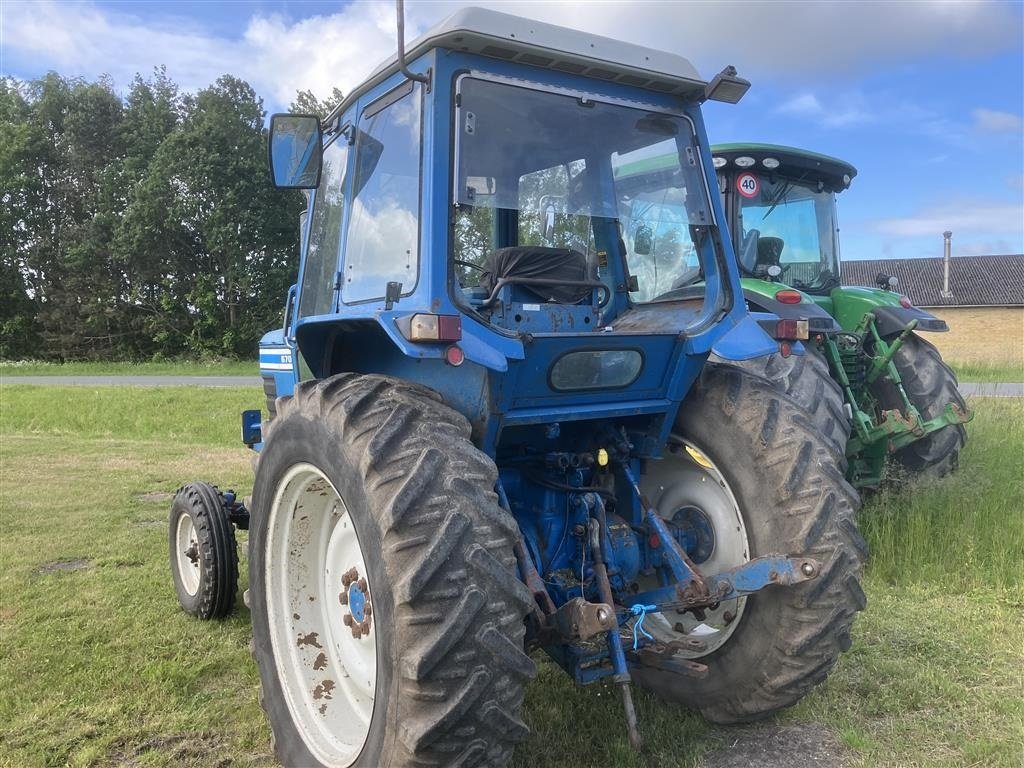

{"left": 858, "top": 397, "right": 1023, "bottom": 590}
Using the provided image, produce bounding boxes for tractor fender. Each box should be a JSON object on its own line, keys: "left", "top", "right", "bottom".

{"left": 711, "top": 313, "right": 802, "bottom": 361}
{"left": 742, "top": 288, "right": 841, "bottom": 334}
{"left": 870, "top": 305, "right": 948, "bottom": 336}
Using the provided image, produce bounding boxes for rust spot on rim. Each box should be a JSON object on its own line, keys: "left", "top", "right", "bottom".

{"left": 297, "top": 632, "right": 322, "bottom": 649}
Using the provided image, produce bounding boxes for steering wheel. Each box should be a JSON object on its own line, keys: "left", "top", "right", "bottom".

{"left": 454, "top": 259, "right": 486, "bottom": 273}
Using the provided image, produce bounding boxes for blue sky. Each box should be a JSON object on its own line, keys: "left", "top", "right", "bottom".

{"left": 2, "top": 0, "right": 1022, "bottom": 261}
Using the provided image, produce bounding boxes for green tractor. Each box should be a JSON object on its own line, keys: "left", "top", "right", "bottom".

{"left": 710, "top": 143, "right": 972, "bottom": 488}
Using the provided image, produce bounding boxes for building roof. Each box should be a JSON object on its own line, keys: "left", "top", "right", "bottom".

{"left": 841, "top": 255, "right": 1024, "bottom": 307}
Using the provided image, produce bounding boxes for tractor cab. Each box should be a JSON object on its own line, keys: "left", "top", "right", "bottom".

{"left": 264, "top": 8, "right": 779, "bottom": 453}
{"left": 713, "top": 143, "right": 854, "bottom": 296}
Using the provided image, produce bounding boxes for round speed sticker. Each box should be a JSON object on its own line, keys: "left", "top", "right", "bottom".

{"left": 737, "top": 173, "right": 760, "bottom": 198}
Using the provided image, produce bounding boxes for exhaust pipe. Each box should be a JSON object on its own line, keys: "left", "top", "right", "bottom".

{"left": 941, "top": 230, "right": 952, "bottom": 298}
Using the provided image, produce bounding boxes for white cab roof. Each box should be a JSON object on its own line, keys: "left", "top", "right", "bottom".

{"left": 329, "top": 7, "right": 707, "bottom": 122}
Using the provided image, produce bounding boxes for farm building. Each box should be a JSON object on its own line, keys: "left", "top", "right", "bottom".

{"left": 841, "top": 254, "right": 1024, "bottom": 367}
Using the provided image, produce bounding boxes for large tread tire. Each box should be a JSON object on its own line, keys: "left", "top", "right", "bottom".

{"left": 714, "top": 348, "right": 851, "bottom": 461}
{"left": 871, "top": 332, "right": 967, "bottom": 478}
{"left": 249, "top": 374, "right": 536, "bottom": 768}
{"left": 169, "top": 482, "right": 238, "bottom": 620}
{"left": 631, "top": 363, "right": 866, "bottom": 723}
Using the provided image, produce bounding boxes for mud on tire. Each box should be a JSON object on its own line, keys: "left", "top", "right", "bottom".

{"left": 249, "top": 374, "right": 537, "bottom": 767}
{"left": 631, "top": 363, "right": 867, "bottom": 723}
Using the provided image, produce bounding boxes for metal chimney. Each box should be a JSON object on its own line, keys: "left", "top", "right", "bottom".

{"left": 941, "top": 231, "right": 953, "bottom": 298}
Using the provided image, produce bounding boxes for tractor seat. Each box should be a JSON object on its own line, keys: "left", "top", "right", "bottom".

{"left": 755, "top": 237, "right": 785, "bottom": 273}
{"left": 480, "top": 246, "right": 592, "bottom": 304}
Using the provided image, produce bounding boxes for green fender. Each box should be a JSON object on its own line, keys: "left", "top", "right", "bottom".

{"left": 739, "top": 278, "right": 841, "bottom": 333}
{"left": 826, "top": 286, "right": 948, "bottom": 336}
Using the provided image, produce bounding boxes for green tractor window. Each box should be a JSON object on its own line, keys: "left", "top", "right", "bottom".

{"left": 737, "top": 176, "right": 839, "bottom": 292}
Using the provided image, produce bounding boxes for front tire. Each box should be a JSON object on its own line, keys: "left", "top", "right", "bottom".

{"left": 872, "top": 332, "right": 967, "bottom": 478}
{"left": 249, "top": 374, "right": 536, "bottom": 768}
{"left": 630, "top": 364, "right": 867, "bottom": 723}
{"left": 169, "top": 482, "right": 238, "bottom": 620}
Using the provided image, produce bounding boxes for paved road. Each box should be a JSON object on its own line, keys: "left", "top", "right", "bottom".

{"left": 3, "top": 375, "right": 1022, "bottom": 396}
{"left": 2, "top": 375, "right": 261, "bottom": 388}
{"left": 958, "top": 382, "right": 1023, "bottom": 397}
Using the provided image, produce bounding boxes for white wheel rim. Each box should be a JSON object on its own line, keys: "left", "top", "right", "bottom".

{"left": 175, "top": 513, "right": 201, "bottom": 596}
{"left": 265, "top": 463, "right": 376, "bottom": 767}
{"left": 638, "top": 435, "right": 749, "bottom": 657}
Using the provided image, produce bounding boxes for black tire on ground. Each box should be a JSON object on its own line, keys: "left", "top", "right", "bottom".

{"left": 871, "top": 332, "right": 967, "bottom": 478}
{"left": 631, "top": 363, "right": 867, "bottom": 724}
{"left": 713, "top": 347, "right": 851, "bottom": 461}
{"left": 249, "top": 374, "right": 537, "bottom": 768}
{"left": 169, "top": 482, "right": 238, "bottom": 619}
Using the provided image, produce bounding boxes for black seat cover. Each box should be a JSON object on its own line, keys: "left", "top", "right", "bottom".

{"left": 480, "top": 246, "right": 591, "bottom": 304}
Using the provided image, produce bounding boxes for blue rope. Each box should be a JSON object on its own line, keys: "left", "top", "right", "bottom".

{"left": 629, "top": 603, "right": 657, "bottom": 650}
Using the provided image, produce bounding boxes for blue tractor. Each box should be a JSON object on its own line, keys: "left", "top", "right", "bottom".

{"left": 168, "top": 7, "right": 866, "bottom": 765}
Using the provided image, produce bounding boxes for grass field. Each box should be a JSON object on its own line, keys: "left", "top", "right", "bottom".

{"left": 3, "top": 357, "right": 1020, "bottom": 384}
{"left": 1, "top": 384, "right": 1021, "bottom": 767}
{"left": 0, "top": 359, "right": 256, "bottom": 377}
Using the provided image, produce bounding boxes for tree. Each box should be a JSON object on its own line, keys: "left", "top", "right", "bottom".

{"left": 291, "top": 87, "right": 344, "bottom": 120}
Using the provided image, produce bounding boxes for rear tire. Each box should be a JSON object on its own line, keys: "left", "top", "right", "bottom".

{"left": 169, "top": 482, "right": 238, "bottom": 620}
{"left": 249, "top": 374, "right": 536, "bottom": 767}
{"left": 716, "top": 348, "right": 851, "bottom": 461}
{"left": 872, "top": 332, "right": 967, "bottom": 478}
{"left": 630, "top": 363, "right": 866, "bottom": 723}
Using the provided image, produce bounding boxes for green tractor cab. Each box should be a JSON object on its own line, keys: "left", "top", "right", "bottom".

{"left": 712, "top": 143, "right": 972, "bottom": 487}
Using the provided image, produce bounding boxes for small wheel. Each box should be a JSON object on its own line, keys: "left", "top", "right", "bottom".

{"left": 169, "top": 482, "right": 238, "bottom": 619}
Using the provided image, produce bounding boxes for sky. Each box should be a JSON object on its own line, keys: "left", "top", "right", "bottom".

{"left": 2, "top": 0, "right": 1022, "bottom": 261}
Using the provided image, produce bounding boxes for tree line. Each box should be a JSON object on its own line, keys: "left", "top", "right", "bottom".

{"left": 0, "top": 69, "right": 342, "bottom": 360}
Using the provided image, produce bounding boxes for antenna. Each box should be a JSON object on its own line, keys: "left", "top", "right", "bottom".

{"left": 396, "top": 0, "right": 429, "bottom": 85}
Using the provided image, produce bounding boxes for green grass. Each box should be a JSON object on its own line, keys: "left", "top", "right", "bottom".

{"left": 1, "top": 387, "right": 1021, "bottom": 767}
{"left": 0, "top": 359, "right": 256, "bottom": 377}
{"left": 949, "top": 360, "right": 1024, "bottom": 383}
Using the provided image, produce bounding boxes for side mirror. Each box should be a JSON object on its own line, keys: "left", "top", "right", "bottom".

{"left": 634, "top": 225, "right": 654, "bottom": 256}
{"left": 269, "top": 114, "right": 322, "bottom": 189}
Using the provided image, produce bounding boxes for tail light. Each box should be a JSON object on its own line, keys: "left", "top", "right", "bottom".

{"left": 775, "top": 290, "right": 802, "bottom": 305}
{"left": 775, "top": 319, "right": 809, "bottom": 340}
{"left": 407, "top": 314, "right": 462, "bottom": 342}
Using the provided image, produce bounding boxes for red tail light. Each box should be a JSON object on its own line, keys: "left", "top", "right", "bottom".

{"left": 407, "top": 313, "right": 462, "bottom": 342}
{"left": 775, "top": 319, "right": 810, "bottom": 340}
{"left": 775, "top": 290, "right": 802, "bottom": 304}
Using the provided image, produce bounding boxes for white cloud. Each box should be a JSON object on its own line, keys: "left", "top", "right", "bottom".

{"left": 872, "top": 202, "right": 1024, "bottom": 237}
{"left": 775, "top": 91, "right": 873, "bottom": 127}
{"left": 972, "top": 108, "right": 1024, "bottom": 134}
{"left": 1, "top": 0, "right": 1021, "bottom": 109}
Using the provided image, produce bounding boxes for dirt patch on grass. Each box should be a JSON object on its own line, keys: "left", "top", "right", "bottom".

{"left": 700, "top": 722, "right": 850, "bottom": 768}
{"left": 109, "top": 731, "right": 263, "bottom": 767}
{"left": 137, "top": 491, "right": 175, "bottom": 503}
{"left": 33, "top": 558, "right": 91, "bottom": 575}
